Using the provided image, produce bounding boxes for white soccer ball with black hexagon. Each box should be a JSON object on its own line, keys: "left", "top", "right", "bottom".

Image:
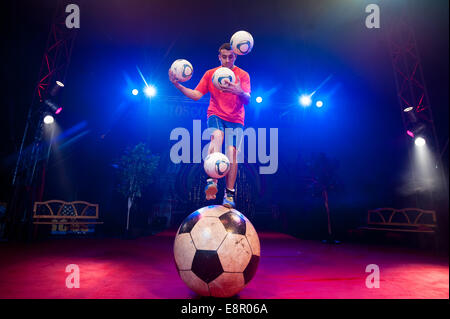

{"left": 170, "top": 59, "right": 193, "bottom": 82}
{"left": 173, "top": 205, "right": 260, "bottom": 298}
{"left": 204, "top": 152, "right": 230, "bottom": 179}
{"left": 212, "top": 67, "right": 236, "bottom": 90}
{"left": 230, "top": 30, "right": 254, "bottom": 55}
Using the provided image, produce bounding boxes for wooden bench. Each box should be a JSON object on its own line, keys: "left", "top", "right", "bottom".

{"left": 33, "top": 200, "right": 103, "bottom": 236}
{"left": 358, "top": 207, "right": 438, "bottom": 249}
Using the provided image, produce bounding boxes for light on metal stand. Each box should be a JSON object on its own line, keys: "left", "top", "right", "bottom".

{"left": 49, "top": 81, "right": 64, "bottom": 97}
{"left": 43, "top": 99, "right": 63, "bottom": 115}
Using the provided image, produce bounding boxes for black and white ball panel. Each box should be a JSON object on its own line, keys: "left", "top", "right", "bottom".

{"left": 217, "top": 233, "right": 252, "bottom": 272}
{"left": 209, "top": 272, "right": 245, "bottom": 298}
{"left": 219, "top": 211, "right": 246, "bottom": 235}
{"left": 243, "top": 255, "right": 260, "bottom": 284}
{"left": 242, "top": 216, "right": 260, "bottom": 256}
{"left": 177, "top": 210, "right": 202, "bottom": 234}
{"left": 191, "top": 250, "right": 224, "bottom": 283}
{"left": 179, "top": 270, "right": 210, "bottom": 296}
{"left": 198, "top": 205, "right": 230, "bottom": 218}
{"left": 190, "top": 217, "right": 228, "bottom": 250}
{"left": 173, "top": 233, "right": 196, "bottom": 270}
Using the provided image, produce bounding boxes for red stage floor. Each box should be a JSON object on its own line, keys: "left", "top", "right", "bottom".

{"left": 0, "top": 231, "right": 448, "bottom": 299}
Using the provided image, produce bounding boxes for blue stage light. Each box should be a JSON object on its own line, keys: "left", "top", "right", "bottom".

{"left": 256, "top": 96, "right": 263, "bottom": 103}
{"left": 132, "top": 89, "right": 139, "bottom": 96}
{"left": 316, "top": 100, "right": 323, "bottom": 108}
{"left": 144, "top": 85, "right": 156, "bottom": 97}
{"left": 299, "top": 94, "right": 312, "bottom": 107}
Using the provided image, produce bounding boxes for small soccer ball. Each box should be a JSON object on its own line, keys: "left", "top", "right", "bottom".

{"left": 230, "top": 30, "right": 254, "bottom": 55}
{"left": 170, "top": 59, "right": 193, "bottom": 82}
{"left": 173, "top": 205, "right": 260, "bottom": 298}
{"left": 204, "top": 152, "right": 230, "bottom": 179}
{"left": 212, "top": 67, "right": 236, "bottom": 90}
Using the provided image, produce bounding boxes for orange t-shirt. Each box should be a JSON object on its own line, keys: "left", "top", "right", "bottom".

{"left": 195, "top": 66, "right": 251, "bottom": 126}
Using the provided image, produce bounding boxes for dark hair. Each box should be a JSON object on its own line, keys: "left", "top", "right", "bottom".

{"left": 218, "top": 43, "right": 232, "bottom": 53}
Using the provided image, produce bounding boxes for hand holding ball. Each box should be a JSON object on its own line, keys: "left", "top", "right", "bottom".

{"left": 170, "top": 59, "right": 193, "bottom": 82}
{"left": 212, "top": 67, "right": 236, "bottom": 91}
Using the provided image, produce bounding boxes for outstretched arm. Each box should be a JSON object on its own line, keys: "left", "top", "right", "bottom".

{"left": 169, "top": 69, "right": 203, "bottom": 101}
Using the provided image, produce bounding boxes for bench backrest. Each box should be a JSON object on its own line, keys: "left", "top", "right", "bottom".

{"left": 33, "top": 200, "right": 99, "bottom": 219}
{"left": 367, "top": 208, "right": 436, "bottom": 228}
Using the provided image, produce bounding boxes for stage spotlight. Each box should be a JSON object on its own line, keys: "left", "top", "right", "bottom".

{"left": 403, "top": 106, "right": 414, "bottom": 112}
{"left": 43, "top": 115, "right": 54, "bottom": 125}
{"left": 144, "top": 85, "right": 156, "bottom": 97}
{"left": 406, "top": 122, "right": 426, "bottom": 139}
{"left": 316, "top": 100, "right": 323, "bottom": 108}
{"left": 299, "top": 94, "right": 312, "bottom": 107}
{"left": 132, "top": 89, "right": 139, "bottom": 96}
{"left": 404, "top": 106, "right": 418, "bottom": 124}
{"left": 256, "top": 96, "right": 263, "bottom": 103}
{"left": 44, "top": 99, "right": 63, "bottom": 114}
{"left": 415, "top": 137, "right": 426, "bottom": 147}
{"left": 49, "top": 81, "right": 64, "bottom": 97}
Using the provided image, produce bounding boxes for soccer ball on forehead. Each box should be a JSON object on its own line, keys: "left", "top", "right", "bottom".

{"left": 204, "top": 152, "right": 230, "bottom": 179}
{"left": 212, "top": 67, "right": 236, "bottom": 91}
{"left": 170, "top": 59, "right": 193, "bottom": 82}
{"left": 230, "top": 30, "right": 254, "bottom": 55}
{"left": 173, "top": 205, "right": 260, "bottom": 298}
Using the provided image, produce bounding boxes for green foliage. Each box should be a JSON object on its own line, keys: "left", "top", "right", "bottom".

{"left": 117, "top": 143, "right": 160, "bottom": 199}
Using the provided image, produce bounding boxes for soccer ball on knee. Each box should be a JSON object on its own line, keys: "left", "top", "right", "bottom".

{"left": 204, "top": 152, "right": 230, "bottom": 179}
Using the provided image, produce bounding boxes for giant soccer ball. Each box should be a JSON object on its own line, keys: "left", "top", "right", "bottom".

{"left": 230, "top": 30, "right": 254, "bottom": 55}
{"left": 212, "top": 67, "right": 236, "bottom": 90}
{"left": 170, "top": 59, "right": 193, "bottom": 82}
{"left": 173, "top": 205, "right": 260, "bottom": 298}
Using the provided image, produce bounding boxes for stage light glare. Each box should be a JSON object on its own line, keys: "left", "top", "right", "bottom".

{"left": 256, "top": 96, "right": 263, "bottom": 103}
{"left": 415, "top": 137, "right": 426, "bottom": 147}
{"left": 407, "top": 130, "right": 414, "bottom": 138}
{"left": 144, "top": 85, "right": 156, "bottom": 97}
{"left": 403, "top": 106, "right": 413, "bottom": 112}
{"left": 50, "top": 81, "right": 65, "bottom": 97}
{"left": 132, "top": 89, "right": 139, "bottom": 96}
{"left": 44, "top": 99, "right": 63, "bottom": 115}
{"left": 316, "top": 100, "right": 323, "bottom": 108}
{"left": 43, "top": 115, "right": 54, "bottom": 125}
{"left": 299, "top": 94, "right": 312, "bottom": 107}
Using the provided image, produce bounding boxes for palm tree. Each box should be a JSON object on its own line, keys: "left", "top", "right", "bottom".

{"left": 303, "top": 153, "right": 342, "bottom": 243}
{"left": 117, "top": 143, "right": 159, "bottom": 233}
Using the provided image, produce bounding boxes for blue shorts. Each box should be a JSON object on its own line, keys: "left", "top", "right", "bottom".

{"left": 207, "top": 115, "right": 244, "bottom": 148}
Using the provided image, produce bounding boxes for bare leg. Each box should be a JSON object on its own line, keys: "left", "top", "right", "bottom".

{"left": 208, "top": 129, "right": 224, "bottom": 154}
{"left": 205, "top": 129, "right": 224, "bottom": 200}
{"left": 225, "top": 145, "right": 238, "bottom": 191}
